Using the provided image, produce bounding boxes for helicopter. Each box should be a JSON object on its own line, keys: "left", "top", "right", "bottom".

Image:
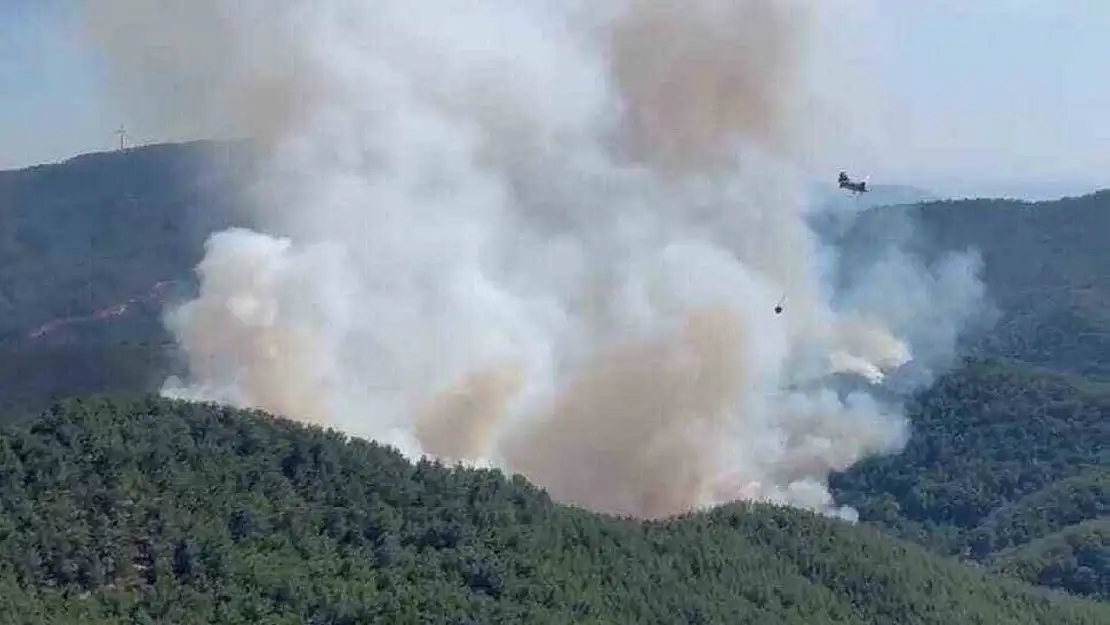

{"left": 838, "top": 171, "right": 869, "bottom": 195}
{"left": 772, "top": 171, "right": 871, "bottom": 316}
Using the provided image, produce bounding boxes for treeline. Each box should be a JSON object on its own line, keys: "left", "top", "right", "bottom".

{"left": 1, "top": 396, "right": 1107, "bottom": 624}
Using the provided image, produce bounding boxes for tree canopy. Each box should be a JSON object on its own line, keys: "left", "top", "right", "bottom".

{"left": 1, "top": 396, "right": 1107, "bottom": 624}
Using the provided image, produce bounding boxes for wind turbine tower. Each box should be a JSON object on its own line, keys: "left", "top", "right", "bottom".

{"left": 114, "top": 126, "right": 130, "bottom": 150}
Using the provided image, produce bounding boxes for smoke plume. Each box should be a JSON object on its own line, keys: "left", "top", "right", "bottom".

{"left": 82, "top": 0, "right": 986, "bottom": 521}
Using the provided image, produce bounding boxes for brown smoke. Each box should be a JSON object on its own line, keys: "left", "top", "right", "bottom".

{"left": 413, "top": 366, "right": 524, "bottom": 465}
{"left": 160, "top": 230, "right": 335, "bottom": 428}
{"left": 168, "top": 306, "right": 332, "bottom": 428}
{"left": 498, "top": 307, "right": 747, "bottom": 519}
{"left": 609, "top": 0, "right": 810, "bottom": 173}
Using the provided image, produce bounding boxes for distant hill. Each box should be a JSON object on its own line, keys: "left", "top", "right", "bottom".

{"left": 10, "top": 141, "right": 1109, "bottom": 372}
{"left": 0, "top": 140, "right": 254, "bottom": 346}
{"left": 810, "top": 182, "right": 942, "bottom": 213}
{"left": 816, "top": 190, "right": 1110, "bottom": 377}
{"left": 0, "top": 142, "right": 255, "bottom": 418}
{"left": 4, "top": 141, "right": 1107, "bottom": 375}
{"left": 1, "top": 396, "right": 1107, "bottom": 624}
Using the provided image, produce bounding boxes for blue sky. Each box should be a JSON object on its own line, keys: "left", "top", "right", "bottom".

{"left": 859, "top": 2, "right": 1110, "bottom": 198}
{"left": 1, "top": 1, "right": 1107, "bottom": 199}
{"left": 0, "top": 1, "right": 117, "bottom": 168}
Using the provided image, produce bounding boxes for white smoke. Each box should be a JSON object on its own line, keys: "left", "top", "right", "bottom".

{"left": 83, "top": 0, "right": 986, "bottom": 521}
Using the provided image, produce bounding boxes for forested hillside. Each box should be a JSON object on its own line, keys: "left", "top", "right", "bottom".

{"left": 831, "top": 359, "right": 1110, "bottom": 559}
{"left": 814, "top": 192, "right": 1110, "bottom": 599}
{"left": 0, "top": 141, "right": 252, "bottom": 345}
{"left": 1, "top": 396, "right": 1107, "bottom": 624}
{"left": 821, "top": 190, "right": 1110, "bottom": 377}
{"left": 0, "top": 142, "right": 251, "bottom": 420}
{"left": 4, "top": 143, "right": 1110, "bottom": 612}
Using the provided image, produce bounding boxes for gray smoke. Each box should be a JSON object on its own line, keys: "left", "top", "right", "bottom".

{"left": 81, "top": 0, "right": 987, "bottom": 521}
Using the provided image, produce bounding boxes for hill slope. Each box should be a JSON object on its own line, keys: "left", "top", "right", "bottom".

{"left": 0, "top": 142, "right": 253, "bottom": 420}
{"left": 831, "top": 358, "right": 1110, "bottom": 557}
{"left": 1, "top": 396, "right": 1108, "bottom": 624}
{"left": 988, "top": 518, "right": 1110, "bottom": 602}
{"left": 3, "top": 142, "right": 1109, "bottom": 380}
{"left": 7, "top": 142, "right": 1110, "bottom": 386}
{"left": 5, "top": 143, "right": 1110, "bottom": 604}
{"left": 0, "top": 141, "right": 252, "bottom": 345}
{"left": 817, "top": 190, "right": 1110, "bottom": 377}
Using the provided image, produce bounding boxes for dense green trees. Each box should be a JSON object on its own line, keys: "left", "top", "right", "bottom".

{"left": 1, "top": 396, "right": 1107, "bottom": 624}
{"left": 831, "top": 358, "right": 1110, "bottom": 551}
{"left": 828, "top": 357, "right": 1110, "bottom": 603}
{"left": 990, "top": 519, "right": 1110, "bottom": 601}
{"left": 974, "top": 470, "right": 1110, "bottom": 557}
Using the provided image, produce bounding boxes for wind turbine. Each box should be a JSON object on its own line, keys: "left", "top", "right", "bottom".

{"left": 114, "top": 126, "right": 130, "bottom": 150}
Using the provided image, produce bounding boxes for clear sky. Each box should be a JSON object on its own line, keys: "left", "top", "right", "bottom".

{"left": 1, "top": 1, "right": 1107, "bottom": 199}
{"left": 856, "top": 1, "right": 1110, "bottom": 198}
{"left": 0, "top": 1, "right": 118, "bottom": 168}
